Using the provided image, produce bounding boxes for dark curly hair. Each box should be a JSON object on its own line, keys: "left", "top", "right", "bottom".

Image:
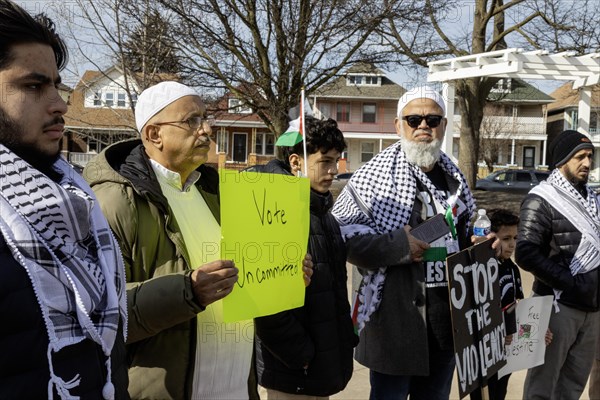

{"left": 282, "top": 116, "right": 347, "bottom": 164}
{"left": 0, "top": 0, "right": 68, "bottom": 71}
{"left": 488, "top": 208, "right": 519, "bottom": 233}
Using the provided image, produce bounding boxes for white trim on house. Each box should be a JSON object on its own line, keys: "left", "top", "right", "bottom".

{"left": 315, "top": 95, "right": 401, "bottom": 100}
{"left": 215, "top": 120, "right": 265, "bottom": 128}
{"left": 342, "top": 132, "right": 397, "bottom": 140}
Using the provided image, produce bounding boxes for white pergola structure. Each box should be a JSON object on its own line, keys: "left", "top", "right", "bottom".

{"left": 427, "top": 48, "right": 600, "bottom": 168}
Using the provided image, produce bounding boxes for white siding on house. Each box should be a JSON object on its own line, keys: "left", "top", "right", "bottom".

{"left": 84, "top": 71, "right": 138, "bottom": 109}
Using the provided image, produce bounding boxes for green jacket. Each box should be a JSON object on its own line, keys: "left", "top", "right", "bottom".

{"left": 84, "top": 139, "right": 220, "bottom": 399}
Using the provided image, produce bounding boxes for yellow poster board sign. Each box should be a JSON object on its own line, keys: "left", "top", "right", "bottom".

{"left": 219, "top": 169, "right": 310, "bottom": 322}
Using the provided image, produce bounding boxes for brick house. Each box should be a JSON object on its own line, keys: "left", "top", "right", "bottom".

{"left": 210, "top": 93, "right": 277, "bottom": 170}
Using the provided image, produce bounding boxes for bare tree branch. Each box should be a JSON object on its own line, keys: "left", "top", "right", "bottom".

{"left": 487, "top": 11, "right": 541, "bottom": 52}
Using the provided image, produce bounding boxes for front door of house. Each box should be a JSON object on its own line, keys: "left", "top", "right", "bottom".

{"left": 523, "top": 146, "right": 535, "bottom": 169}
{"left": 233, "top": 133, "right": 247, "bottom": 163}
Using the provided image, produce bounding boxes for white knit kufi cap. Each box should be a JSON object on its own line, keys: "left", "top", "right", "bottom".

{"left": 397, "top": 85, "right": 446, "bottom": 117}
{"left": 135, "top": 81, "right": 199, "bottom": 132}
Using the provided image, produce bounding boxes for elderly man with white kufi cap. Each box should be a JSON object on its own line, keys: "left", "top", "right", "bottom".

{"left": 83, "top": 81, "right": 247, "bottom": 399}
{"left": 332, "top": 85, "right": 477, "bottom": 400}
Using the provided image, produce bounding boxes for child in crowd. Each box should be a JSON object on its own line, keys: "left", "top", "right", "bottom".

{"left": 250, "top": 117, "right": 358, "bottom": 399}
{"left": 470, "top": 208, "right": 552, "bottom": 400}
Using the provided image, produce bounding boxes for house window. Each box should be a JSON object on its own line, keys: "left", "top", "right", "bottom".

{"left": 453, "top": 139, "right": 460, "bottom": 160}
{"left": 336, "top": 103, "right": 350, "bottom": 122}
{"left": 362, "top": 103, "right": 376, "bottom": 123}
{"left": 255, "top": 132, "right": 275, "bottom": 155}
{"left": 105, "top": 92, "right": 114, "bottom": 107}
{"left": 568, "top": 109, "right": 578, "bottom": 131}
{"left": 93, "top": 91, "right": 101, "bottom": 106}
{"left": 265, "top": 134, "right": 275, "bottom": 155}
{"left": 117, "top": 92, "right": 126, "bottom": 107}
{"left": 491, "top": 78, "right": 512, "bottom": 93}
{"left": 131, "top": 93, "right": 138, "bottom": 107}
{"left": 347, "top": 76, "right": 363, "bottom": 85}
{"left": 347, "top": 75, "right": 380, "bottom": 86}
{"left": 255, "top": 132, "right": 263, "bottom": 154}
{"left": 217, "top": 131, "right": 229, "bottom": 154}
{"left": 228, "top": 98, "right": 252, "bottom": 114}
{"left": 361, "top": 142, "right": 374, "bottom": 162}
{"left": 318, "top": 103, "right": 332, "bottom": 119}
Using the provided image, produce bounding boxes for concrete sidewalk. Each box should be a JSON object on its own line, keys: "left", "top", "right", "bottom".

{"left": 333, "top": 361, "right": 592, "bottom": 399}
{"left": 332, "top": 265, "right": 593, "bottom": 400}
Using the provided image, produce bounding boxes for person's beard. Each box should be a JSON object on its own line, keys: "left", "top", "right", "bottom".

{"left": 560, "top": 163, "right": 589, "bottom": 189}
{"left": 0, "top": 107, "right": 62, "bottom": 177}
{"left": 400, "top": 135, "right": 443, "bottom": 169}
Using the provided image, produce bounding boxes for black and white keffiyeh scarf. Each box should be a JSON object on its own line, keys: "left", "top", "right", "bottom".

{"left": 530, "top": 169, "right": 600, "bottom": 309}
{"left": 332, "top": 140, "right": 475, "bottom": 333}
{"left": 0, "top": 145, "right": 127, "bottom": 399}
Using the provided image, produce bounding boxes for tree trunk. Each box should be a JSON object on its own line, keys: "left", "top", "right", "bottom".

{"left": 457, "top": 78, "right": 485, "bottom": 188}
{"left": 458, "top": 117, "right": 480, "bottom": 188}
{"left": 271, "top": 112, "right": 290, "bottom": 159}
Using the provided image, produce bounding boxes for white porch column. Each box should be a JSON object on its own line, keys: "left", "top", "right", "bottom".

{"left": 442, "top": 82, "right": 456, "bottom": 160}
{"left": 578, "top": 87, "right": 592, "bottom": 134}
{"left": 510, "top": 139, "right": 516, "bottom": 165}
{"left": 541, "top": 139, "right": 547, "bottom": 167}
{"left": 379, "top": 138, "right": 383, "bottom": 152}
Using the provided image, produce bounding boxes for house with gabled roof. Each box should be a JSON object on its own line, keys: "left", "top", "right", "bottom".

{"left": 547, "top": 82, "right": 600, "bottom": 140}
{"left": 453, "top": 78, "right": 555, "bottom": 173}
{"left": 62, "top": 66, "right": 176, "bottom": 167}
{"left": 311, "top": 63, "right": 406, "bottom": 172}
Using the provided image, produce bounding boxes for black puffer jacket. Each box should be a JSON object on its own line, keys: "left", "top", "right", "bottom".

{"left": 0, "top": 234, "right": 129, "bottom": 399}
{"left": 252, "top": 160, "right": 358, "bottom": 396}
{"left": 516, "top": 193, "right": 600, "bottom": 311}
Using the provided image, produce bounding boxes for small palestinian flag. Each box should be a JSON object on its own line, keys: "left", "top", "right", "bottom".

{"left": 275, "top": 117, "right": 303, "bottom": 147}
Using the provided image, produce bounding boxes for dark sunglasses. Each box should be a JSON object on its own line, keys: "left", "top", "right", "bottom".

{"left": 402, "top": 114, "right": 444, "bottom": 128}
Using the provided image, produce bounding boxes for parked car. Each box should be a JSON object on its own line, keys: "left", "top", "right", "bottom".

{"left": 475, "top": 169, "right": 550, "bottom": 194}
{"left": 331, "top": 172, "right": 353, "bottom": 199}
{"left": 588, "top": 181, "right": 600, "bottom": 195}
{"left": 335, "top": 172, "right": 353, "bottom": 181}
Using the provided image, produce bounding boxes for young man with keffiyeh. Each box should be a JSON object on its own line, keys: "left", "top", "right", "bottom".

{"left": 332, "top": 85, "right": 476, "bottom": 400}
{"left": 516, "top": 129, "right": 600, "bottom": 399}
{"left": 0, "top": 1, "right": 128, "bottom": 398}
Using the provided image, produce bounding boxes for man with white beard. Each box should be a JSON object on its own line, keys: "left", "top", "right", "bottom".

{"left": 332, "top": 86, "right": 476, "bottom": 400}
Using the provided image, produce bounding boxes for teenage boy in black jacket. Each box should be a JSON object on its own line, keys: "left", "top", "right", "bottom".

{"left": 251, "top": 117, "right": 358, "bottom": 398}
